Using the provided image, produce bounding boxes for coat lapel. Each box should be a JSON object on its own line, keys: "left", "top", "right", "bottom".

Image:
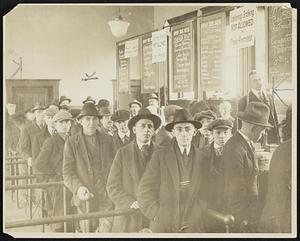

{"left": 76, "top": 131, "right": 93, "bottom": 175}
{"left": 123, "top": 142, "right": 140, "bottom": 184}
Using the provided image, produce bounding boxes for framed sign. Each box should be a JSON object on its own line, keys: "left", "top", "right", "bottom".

{"left": 117, "top": 43, "right": 130, "bottom": 93}
{"left": 171, "top": 21, "right": 194, "bottom": 92}
{"left": 268, "top": 6, "right": 292, "bottom": 85}
{"left": 141, "top": 34, "right": 158, "bottom": 93}
{"left": 199, "top": 12, "right": 226, "bottom": 91}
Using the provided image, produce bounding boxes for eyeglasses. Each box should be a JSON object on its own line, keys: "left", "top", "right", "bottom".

{"left": 136, "top": 123, "right": 154, "bottom": 129}
{"left": 174, "top": 126, "right": 194, "bottom": 133}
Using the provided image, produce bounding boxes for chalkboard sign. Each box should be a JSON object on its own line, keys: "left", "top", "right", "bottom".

{"left": 141, "top": 34, "right": 158, "bottom": 93}
{"left": 199, "top": 12, "right": 225, "bottom": 91}
{"left": 171, "top": 21, "right": 194, "bottom": 92}
{"left": 117, "top": 44, "right": 130, "bottom": 93}
{"left": 269, "top": 6, "right": 292, "bottom": 85}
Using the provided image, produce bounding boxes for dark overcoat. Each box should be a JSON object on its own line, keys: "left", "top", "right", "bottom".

{"left": 32, "top": 129, "right": 51, "bottom": 160}
{"left": 137, "top": 141, "right": 207, "bottom": 233}
{"left": 18, "top": 121, "right": 46, "bottom": 159}
{"left": 63, "top": 130, "right": 116, "bottom": 213}
{"left": 107, "top": 141, "right": 155, "bottom": 232}
{"left": 112, "top": 132, "right": 134, "bottom": 151}
{"left": 34, "top": 133, "right": 72, "bottom": 231}
{"left": 238, "top": 91, "right": 279, "bottom": 143}
{"left": 155, "top": 126, "right": 173, "bottom": 147}
{"left": 258, "top": 139, "right": 291, "bottom": 233}
{"left": 192, "top": 131, "right": 208, "bottom": 149}
{"left": 222, "top": 132, "right": 259, "bottom": 232}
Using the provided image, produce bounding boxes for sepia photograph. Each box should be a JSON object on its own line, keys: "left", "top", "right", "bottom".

{"left": 3, "top": 2, "right": 297, "bottom": 238}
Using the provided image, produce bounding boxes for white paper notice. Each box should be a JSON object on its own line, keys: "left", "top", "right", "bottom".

{"left": 124, "top": 38, "right": 139, "bottom": 58}
{"left": 152, "top": 28, "right": 168, "bottom": 63}
{"left": 230, "top": 6, "right": 257, "bottom": 49}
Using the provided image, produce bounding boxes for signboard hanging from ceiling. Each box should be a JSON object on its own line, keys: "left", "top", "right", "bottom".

{"left": 171, "top": 21, "right": 194, "bottom": 92}
{"left": 199, "top": 12, "right": 226, "bottom": 91}
{"left": 117, "top": 43, "right": 130, "bottom": 93}
{"left": 268, "top": 6, "right": 292, "bottom": 86}
{"left": 141, "top": 33, "right": 158, "bottom": 93}
{"left": 229, "top": 6, "right": 257, "bottom": 49}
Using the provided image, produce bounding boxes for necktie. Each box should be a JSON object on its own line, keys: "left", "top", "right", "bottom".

{"left": 141, "top": 144, "right": 150, "bottom": 159}
{"left": 182, "top": 148, "right": 189, "bottom": 166}
{"left": 215, "top": 147, "right": 223, "bottom": 156}
{"left": 258, "top": 91, "right": 264, "bottom": 101}
{"left": 124, "top": 135, "right": 130, "bottom": 144}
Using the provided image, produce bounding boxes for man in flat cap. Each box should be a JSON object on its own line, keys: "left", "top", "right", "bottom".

{"left": 98, "top": 106, "right": 115, "bottom": 136}
{"left": 192, "top": 110, "right": 216, "bottom": 148}
{"left": 200, "top": 118, "right": 233, "bottom": 233}
{"left": 111, "top": 109, "right": 133, "bottom": 151}
{"left": 107, "top": 108, "right": 161, "bottom": 232}
{"left": 138, "top": 109, "right": 208, "bottom": 233}
{"left": 155, "top": 105, "right": 182, "bottom": 147}
{"left": 35, "top": 110, "right": 74, "bottom": 232}
{"left": 63, "top": 103, "right": 116, "bottom": 232}
{"left": 83, "top": 96, "right": 96, "bottom": 105}
{"left": 222, "top": 102, "right": 272, "bottom": 232}
{"left": 129, "top": 99, "right": 142, "bottom": 118}
{"left": 238, "top": 70, "right": 279, "bottom": 144}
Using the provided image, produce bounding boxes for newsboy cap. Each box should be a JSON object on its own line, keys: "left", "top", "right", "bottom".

{"left": 148, "top": 93, "right": 158, "bottom": 101}
{"left": 193, "top": 110, "right": 217, "bottom": 122}
{"left": 207, "top": 118, "right": 233, "bottom": 131}
{"left": 112, "top": 110, "right": 130, "bottom": 122}
{"left": 52, "top": 110, "right": 73, "bottom": 123}
{"left": 129, "top": 99, "right": 142, "bottom": 108}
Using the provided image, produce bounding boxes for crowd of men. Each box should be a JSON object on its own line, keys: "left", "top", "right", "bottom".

{"left": 5, "top": 70, "right": 292, "bottom": 233}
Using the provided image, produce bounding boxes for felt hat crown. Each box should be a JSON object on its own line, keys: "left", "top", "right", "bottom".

{"left": 129, "top": 99, "right": 142, "bottom": 108}
{"left": 237, "top": 101, "right": 273, "bottom": 128}
{"left": 112, "top": 110, "right": 130, "bottom": 122}
{"left": 148, "top": 93, "right": 158, "bottom": 100}
{"left": 207, "top": 118, "right": 233, "bottom": 131}
{"left": 83, "top": 96, "right": 96, "bottom": 104}
{"left": 77, "top": 103, "right": 100, "bottom": 120}
{"left": 193, "top": 110, "right": 217, "bottom": 122}
{"left": 165, "top": 109, "right": 202, "bottom": 132}
{"left": 52, "top": 110, "right": 73, "bottom": 122}
{"left": 59, "top": 96, "right": 71, "bottom": 105}
{"left": 97, "top": 99, "right": 110, "bottom": 108}
{"left": 128, "top": 107, "right": 161, "bottom": 131}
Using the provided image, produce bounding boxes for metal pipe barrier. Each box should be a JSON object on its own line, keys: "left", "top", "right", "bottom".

{"left": 5, "top": 156, "right": 24, "bottom": 160}
{"left": 5, "top": 208, "right": 137, "bottom": 229}
{"left": 5, "top": 161, "right": 27, "bottom": 165}
{"left": 5, "top": 181, "right": 64, "bottom": 191}
{"left": 206, "top": 208, "right": 235, "bottom": 233}
{"left": 5, "top": 175, "right": 36, "bottom": 181}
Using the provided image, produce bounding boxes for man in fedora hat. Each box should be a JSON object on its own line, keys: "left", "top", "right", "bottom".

{"left": 238, "top": 70, "right": 279, "bottom": 144}
{"left": 129, "top": 99, "right": 142, "bottom": 118}
{"left": 96, "top": 99, "right": 110, "bottom": 110}
{"left": 107, "top": 108, "right": 161, "bottom": 232}
{"left": 192, "top": 110, "right": 216, "bottom": 148}
{"left": 222, "top": 101, "right": 273, "bottom": 233}
{"left": 138, "top": 109, "right": 209, "bottom": 233}
{"left": 98, "top": 106, "right": 115, "bottom": 136}
{"left": 63, "top": 103, "right": 116, "bottom": 232}
{"left": 59, "top": 95, "right": 71, "bottom": 106}
{"left": 35, "top": 110, "right": 74, "bottom": 232}
{"left": 83, "top": 96, "right": 96, "bottom": 105}
{"left": 147, "top": 93, "right": 160, "bottom": 115}
{"left": 200, "top": 118, "right": 233, "bottom": 233}
{"left": 155, "top": 105, "right": 182, "bottom": 147}
{"left": 111, "top": 109, "right": 133, "bottom": 151}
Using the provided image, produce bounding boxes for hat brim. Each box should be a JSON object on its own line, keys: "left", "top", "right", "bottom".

{"left": 128, "top": 114, "right": 161, "bottom": 131}
{"left": 165, "top": 120, "right": 202, "bottom": 132}
{"left": 149, "top": 97, "right": 158, "bottom": 101}
{"left": 208, "top": 124, "right": 233, "bottom": 131}
{"left": 54, "top": 117, "right": 74, "bottom": 122}
{"left": 237, "top": 112, "right": 273, "bottom": 128}
{"left": 32, "top": 107, "right": 47, "bottom": 112}
{"left": 60, "top": 99, "right": 71, "bottom": 104}
{"left": 195, "top": 115, "right": 215, "bottom": 122}
{"left": 129, "top": 102, "right": 142, "bottom": 108}
{"left": 77, "top": 113, "right": 101, "bottom": 120}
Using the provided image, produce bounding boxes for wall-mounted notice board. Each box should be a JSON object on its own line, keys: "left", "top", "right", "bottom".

{"left": 171, "top": 21, "right": 194, "bottom": 92}
{"left": 268, "top": 6, "right": 292, "bottom": 85}
{"left": 199, "top": 12, "right": 225, "bottom": 91}
{"left": 117, "top": 43, "right": 130, "bottom": 93}
{"left": 141, "top": 34, "right": 158, "bottom": 93}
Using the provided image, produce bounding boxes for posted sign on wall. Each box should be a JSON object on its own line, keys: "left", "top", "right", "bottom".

{"left": 117, "top": 44, "right": 130, "bottom": 93}
{"left": 230, "top": 6, "right": 257, "bottom": 49}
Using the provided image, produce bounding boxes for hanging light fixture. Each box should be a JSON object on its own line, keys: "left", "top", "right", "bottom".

{"left": 108, "top": 7, "right": 130, "bottom": 38}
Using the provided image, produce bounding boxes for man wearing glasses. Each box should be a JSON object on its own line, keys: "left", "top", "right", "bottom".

{"left": 107, "top": 108, "right": 161, "bottom": 232}
{"left": 137, "top": 109, "right": 208, "bottom": 233}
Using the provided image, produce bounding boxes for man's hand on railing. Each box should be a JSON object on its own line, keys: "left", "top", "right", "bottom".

{"left": 130, "top": 201, "right": 140, "bottom": 209}
{"left": 77, "top": 186, "right": 94, "bottom": 201}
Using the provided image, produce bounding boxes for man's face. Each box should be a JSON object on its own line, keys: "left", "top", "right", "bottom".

{"left": 130, "top": 104, "right": 140, "bottom": 116}
{"left": 55, "top": 120, "right": 72, "bottom": 134}
{"left": 250, "top": 73, "right": 262, "bottom": 91}
{"left": 60, "top": 100, "right": 70, "bottom": 106}
{"left": 6, "top": 104, "right": 16, "bottom": 116}
{"left": 200, "top": 118, "right": 213, "bottom": 136}
{"left": 100, "top": 115, "right": 113, "bottom": 129}
{"left": 115, "top": 120, "right": 129, "bottom": 134}
{"left": 212, "top": 128, "right": 232, "bottom": 146}
{"left": 149, "top": 99, "right": 158, "bottom": 107}
{"left": 133, "top": 119, "right": 155, "bottom": 144}
{"left": 172, "top": 123, "right": 196, "bottom": 147}
{"left": 79, "top": 115, "right": 99, "bottom": 135}
{"left": 252, "top": 125, "right": 266, "bottom": 142}
{"left": 219, "top": 103, "right": 231, "bottom": 118}
{"left": 34, "top": 109, "right": 45, "bottom": 124}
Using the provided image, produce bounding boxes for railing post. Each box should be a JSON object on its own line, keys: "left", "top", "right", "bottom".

{"left": 87, "top": 200, "right": 91, "bottom": 232}
{"left": 41, "top": 190, "right": 45, "bottom": 232}
{"left": 63, "top": 185, "right": 67, "bottom": 232}
{"left": 16, "top": 159, "right": 20, "bottom": 208}
{"left": 29, "top": 166, "right": 33, "bottom": 219}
